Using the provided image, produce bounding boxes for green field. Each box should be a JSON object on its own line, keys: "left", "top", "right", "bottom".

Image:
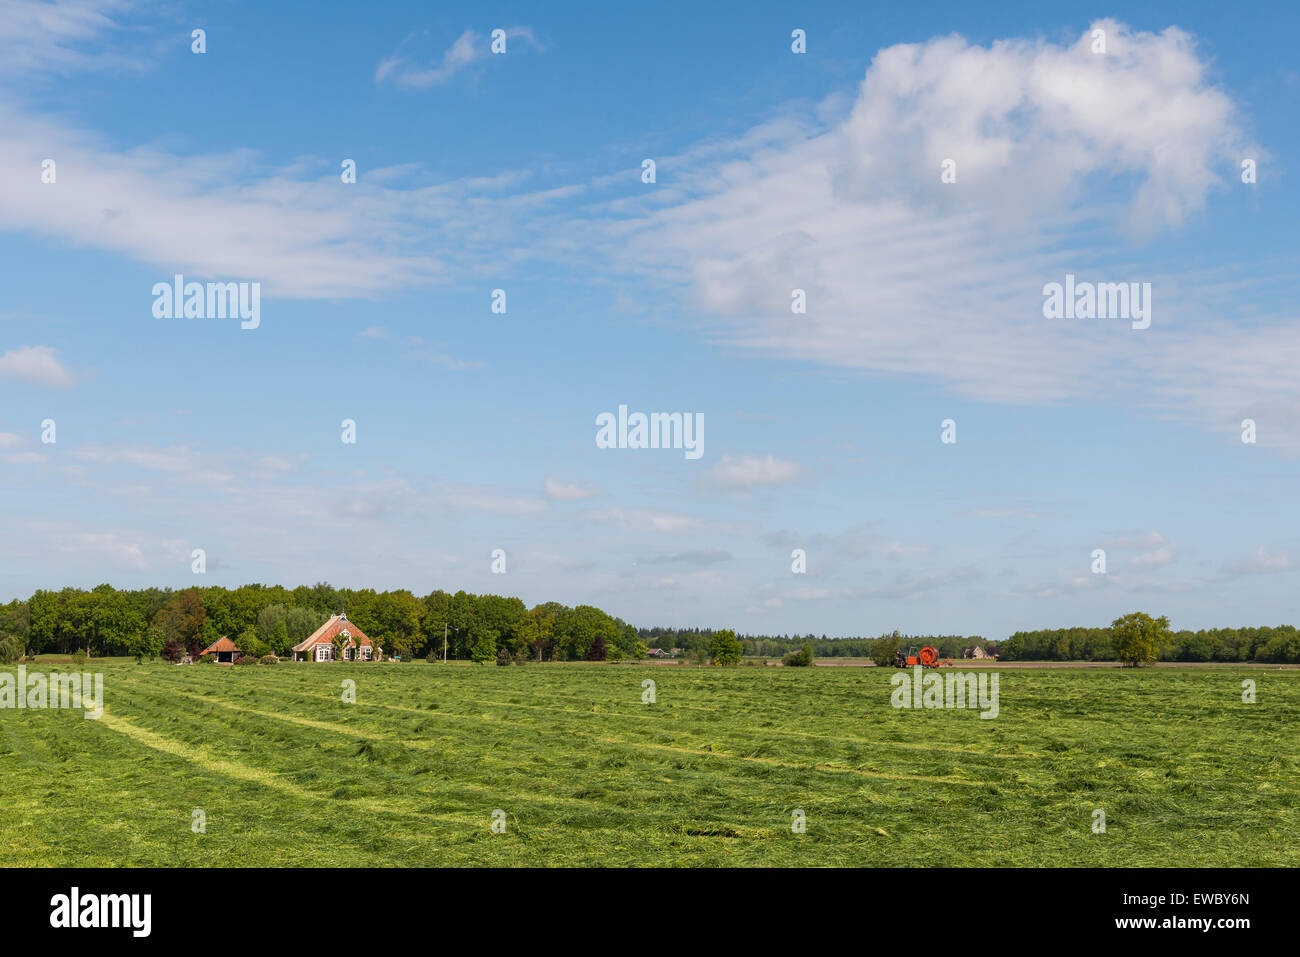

{"left": 1, "top": 661, "right": 1297, "bottom": 866}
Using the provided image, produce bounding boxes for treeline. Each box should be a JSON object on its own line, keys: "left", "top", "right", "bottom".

{"left": 10, "top": 586, "right": 1293, "bottom": 665}
{"left": 637, "top": 627, "right": 996, "bottom": 660}
{"left": 0, "top": 583, "right": 643, "bottom": 662}
{"left": 1001, "top": 625, "right": 1300, "bottom": 663}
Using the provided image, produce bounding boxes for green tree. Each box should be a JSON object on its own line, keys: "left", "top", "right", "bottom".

{"left": 360, "top": 590, "right": 425, "bottom": 659}
{"left": 632, "top": 640, "right": 648, "bottom": 660}
{"left": 257, "top": 605, "right": 288, "bottom": 649}
{"left": 519, "top": 605, "right": 556, "bottom": 661}
{"left": 269, "top": 618, "right": 291, "bottom": 656}
{"left": 157, "top": 589, "right": 207, "bottom": 658}
{"left": 1111, "top": 612, "right": 1171, "bottom": 667}
{"left": 711, "top": 629, "right": 742, "bottom": 666}
{"left": 128, "top": 626, "right": 164, "bottom": 663}
{"left": 870, "top": 631, "right": 901, "bottom": 667}
{"left": 686, "top": 633, "right": 710, "bottom": 665}
{"left": 469, "top": 625, "right": 498, "bottom": 665}
{"left": 284, "top": 606, "right": 325, "bottom": 650}
{"left": 239, "top": 629, "right": 271, "bottom": 658}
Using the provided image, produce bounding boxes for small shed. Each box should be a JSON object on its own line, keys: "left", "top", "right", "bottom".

{"left": 199, "top": 636, "right": 241, "bottom": 664}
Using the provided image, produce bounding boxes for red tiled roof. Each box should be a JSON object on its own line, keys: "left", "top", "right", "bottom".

{"left": 200, "top": 636, "right": 240, "bottom": 654}
{"left": 290, "top": 615, "right": 375, "bottom": 653}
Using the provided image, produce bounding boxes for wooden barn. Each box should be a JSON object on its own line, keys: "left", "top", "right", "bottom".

{"left": 199, "top": 636, "right": 241, "bottom": 664}
{"left": 290, "top": 614, "right": 381, "bottom": 662}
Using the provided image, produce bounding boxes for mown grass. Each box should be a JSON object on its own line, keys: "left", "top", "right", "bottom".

{"left": 0, "top": 661, "right": 1296, "bottom": 866}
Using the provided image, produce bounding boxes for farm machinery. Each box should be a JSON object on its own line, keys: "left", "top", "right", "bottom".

{"left": 894, "top": 645, "right": 944, "bottom": 668}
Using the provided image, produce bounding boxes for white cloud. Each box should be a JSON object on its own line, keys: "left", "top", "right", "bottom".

{"left": 375, "top": 27, "right": 544, "bottom": 89}
{"left": 440, "top": 484, "right": 546, "bottom": 516}
{"left": 1129, "top": 545, "right": 1175, "bottom": 567}
{"left": 74, "top": 443, "right": 213, "bottom": 475}
{"left": 0, "top": 103, "right": 587, "bottom": 300}
{"left": 1109, "top": 531, "right": 1167, "bottom": 549}
{"left": 56, "top": 530, "right": 148, "bottom": 570}
{"left": 376, "top": 29, "right": 482, "bottom": 88}
{"left": 593, "top": 507, "right": 698, "bottom": 533}
{"left": 0, "top": 0, "right": 137, "bottom": 76}
{"left": 641, "top": 549, "right": 732, "bottom": 566}
{"left": 622, "top": 20, "right": 1297, "bottom": 447}
{"left": 788, "top": 587, "right": 833, "bottom": 601}
{"left": 709, "top": 453, "right": 801, "bottom": 487}
{"left": 0, "top": 345, "right": 76, "bottom": 387}
{"left": 3, "top": 452, "right": 47, "bottom": 465}
{"left": 1222, "top": 546, "right": 1292, "bottom": 576}
{"left": 8, "top": 14, "right": 1284, "bottom": 456}
{"left": 544, "top": 478, "right": 599, "bottom": 501}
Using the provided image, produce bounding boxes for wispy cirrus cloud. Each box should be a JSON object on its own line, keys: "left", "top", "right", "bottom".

{"left": 544, "top": 478, "right": 599, "bottom": 501}
{"left": 357, "top": 327, "right": 484, "bottom": 370}
{"left": 374, "top": 26, "right": 544, "bottom": 89}
{"left": 640, "top": 549, "right": 733, "bottom": 566}
{"left": 0, "top": 0, "right": 138, "bottom": 76}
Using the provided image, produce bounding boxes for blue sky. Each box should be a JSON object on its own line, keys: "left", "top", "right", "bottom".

{"left": 2, "top": 0, "right": 1299, "bottom": 639}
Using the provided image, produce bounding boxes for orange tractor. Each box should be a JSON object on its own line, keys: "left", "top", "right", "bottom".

{"left": 894, "top": 645, "right": 943, "bottom": 668}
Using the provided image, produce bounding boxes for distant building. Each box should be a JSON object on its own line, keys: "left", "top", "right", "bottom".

{"left": 291, "top": 614, "right": 381, "bottom": 662}
{"left": 965, "top": 645, "right": 993, "bottom": 660}
{"left": 199, "top": 636, "right": 241, "bottom": 664}
{"left": 646, "top": 647, "right": 675, "bottom": 658}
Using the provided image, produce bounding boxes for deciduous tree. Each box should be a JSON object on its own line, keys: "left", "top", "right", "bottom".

{"left": 1111, "top": 612, "right": 1171, "bottom": 667}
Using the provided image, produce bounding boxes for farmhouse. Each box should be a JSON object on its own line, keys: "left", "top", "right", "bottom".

{"left": 199, "top": 636, "right": 241, "bottom": 664}
{"left": 290, "top": 614, "right": 381, "bottom": 662}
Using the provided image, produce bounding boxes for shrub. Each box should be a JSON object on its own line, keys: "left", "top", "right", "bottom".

{"left": 0, "top": 635, "right": 24, "bottom": 665}
{"left": 495, "top": 649, "right": 513, "bottom": 666}
{"left": 200, "top": 654, "right": 216, "bottom": 664}
{"left": 783, "top": 642, "right": 814, "bottom": 667}
{"left": 259, "top": 654, "right": 279, "bottom": 665}
{"left": 870, "top": 632, "right": 901, "bottom": 667}
{"left": 233, "top": 655, "right": 256, "bottom": 665}
{"left": 71, "top": 648, "right": 88, "bottom": 665}
{"left": 161, "top": 638, "right": 184, "bottom": 664}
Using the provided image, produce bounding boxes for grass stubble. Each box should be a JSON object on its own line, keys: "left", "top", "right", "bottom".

{"left": 0, "top": 661, "right": 1295, "bottom": 867}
